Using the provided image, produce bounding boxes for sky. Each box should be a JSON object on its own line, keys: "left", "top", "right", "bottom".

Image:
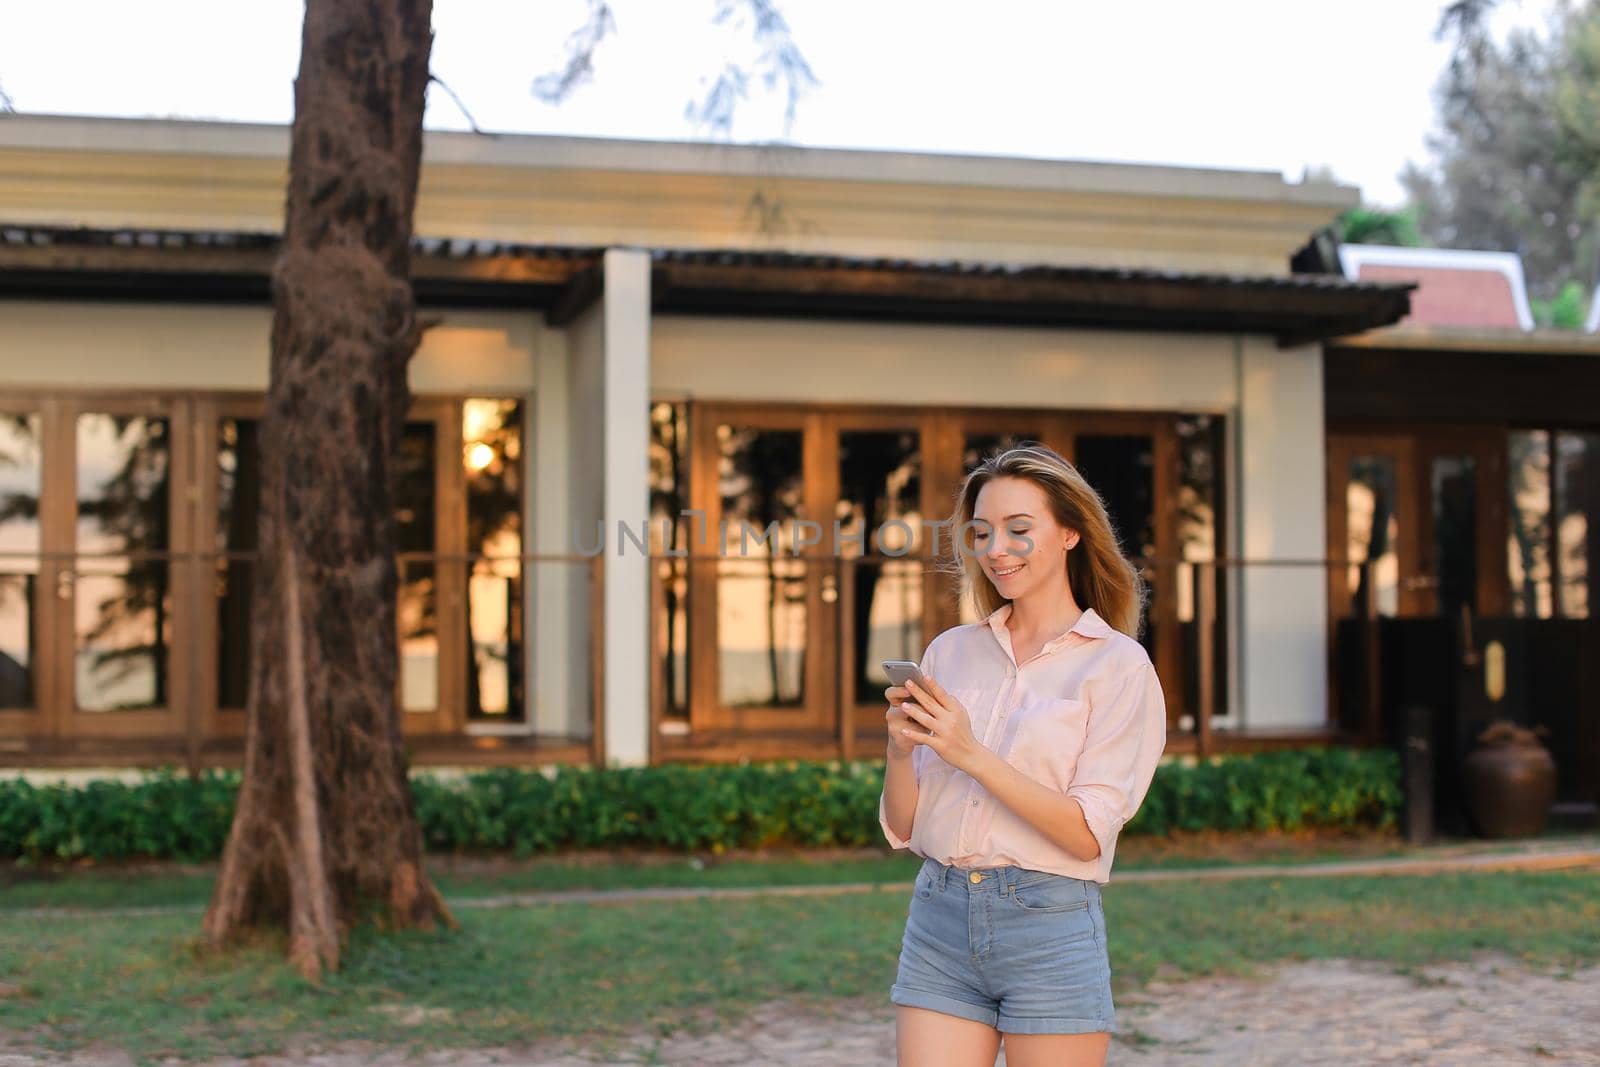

{"left": 0, "top": 0, "right": 1570, "bottom": 206}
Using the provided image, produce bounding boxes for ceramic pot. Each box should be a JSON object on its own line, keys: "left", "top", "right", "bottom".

{"left": 1462, "top": 722, "right": 1557, "bottom": 838}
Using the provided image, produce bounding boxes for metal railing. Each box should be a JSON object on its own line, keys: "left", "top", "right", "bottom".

{"left": 647, "top": 552, "right": 1393, "bottom": 760}
{"left": 0, "top": 548, "right": 604, "bottom": 771}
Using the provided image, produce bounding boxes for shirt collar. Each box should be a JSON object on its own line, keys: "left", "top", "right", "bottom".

{"left": 984, "top": 602, "right": 1115, "bottom": 653}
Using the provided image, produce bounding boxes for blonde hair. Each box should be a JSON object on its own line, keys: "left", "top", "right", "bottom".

{"left": 943, "top": 444, "right": 1147, "bottom": 638}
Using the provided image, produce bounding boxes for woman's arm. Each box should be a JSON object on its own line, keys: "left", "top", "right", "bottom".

{"left": 878, "top": 641, "right": 940, "bottom": 848}
{"left": 1062, "top": 663, "right": 1167, "bottom": 863}
{"left": 900, "top": 663, "right": 1166, "bottom": 863}
{"left": 880, "top": 744, "right": 918, "bottom": 847}
{"left": 965, "top": 749, "right": 1103, "bottom": 861}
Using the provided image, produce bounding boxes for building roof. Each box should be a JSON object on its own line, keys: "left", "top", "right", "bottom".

{"left": 1337, "top": 244, "right": 1534, "bottom": 331}
{"left": 0, "top": 223, "right": 1413, "bottom": 345}
{"left": 0, "top": 113, "right": 1356, "bottom": 278}
{"left": 0, "top": 113, "right": 1358, "bottom": 209}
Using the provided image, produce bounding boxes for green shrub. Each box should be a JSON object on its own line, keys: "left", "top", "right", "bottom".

{"left": 0, "top": 747, "right": 1400, "bottom": 863}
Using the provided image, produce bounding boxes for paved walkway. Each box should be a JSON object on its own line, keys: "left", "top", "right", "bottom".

{"left": 5, "top": 954, "right": 1595, "bottom": 1065}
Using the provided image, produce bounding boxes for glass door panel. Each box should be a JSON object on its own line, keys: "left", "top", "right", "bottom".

{"left": 688, "top": 408, "right": 834, "bottom": 733}
{"left": 0, "top": 412, "right": 42, "bottom": 715}
{"left": 59, "top": 399, "right": 189, "bottom": 739}
{"left": 714, "top": 425, "right": 808, "bottom": 712}
{"left": 72, "top": 412, "right": 173, "bottom": 715}
{"left": 214, "top": 412, "right": 261, "bottom": 717}
{"left": 837, "top": 427, "right": 923, "bottom": 707}
{"left": 1346, "top": 454, "right": 1403, "bottom": 617}
{"left": 1554, "top": 432, "right": 1600, "bottom": 619}
{"left": 1074, "top": 433, "right": 1157, "bottom": 660}
{"left": 395, "top": 416, "right": 445, "bottom": 729}
{"left": 1428, "top": 454, "right": 1479, "bottom": 619}
{"left": 463, "top": 397, "right": 525, "bottom": 724}
{"left": 1327, "top": 434, "right": 1423, "bottom": 622}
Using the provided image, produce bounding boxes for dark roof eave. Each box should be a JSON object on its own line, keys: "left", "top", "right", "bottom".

{"left": 0, "top": 224, "right": 1413, "bottom": 341}
{"left": 650, "top": 259, "right": 1411, "bottom": 344}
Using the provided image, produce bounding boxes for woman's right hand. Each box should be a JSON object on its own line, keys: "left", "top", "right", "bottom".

{"left": 884, "top": 683, "right": 918, "bottom": 757}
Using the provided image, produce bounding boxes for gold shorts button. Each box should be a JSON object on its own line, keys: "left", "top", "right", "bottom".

{"left": 969, "top": 871, "right": 983, "bottom": 884}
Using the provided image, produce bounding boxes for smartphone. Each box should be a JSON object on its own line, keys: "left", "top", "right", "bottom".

{"left": 882, "top": 659, "right": 926, "bottom": 690}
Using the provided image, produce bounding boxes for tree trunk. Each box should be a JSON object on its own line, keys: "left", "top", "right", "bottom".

{"left": 201, "top": 0, "right": 452, "bottom": 981}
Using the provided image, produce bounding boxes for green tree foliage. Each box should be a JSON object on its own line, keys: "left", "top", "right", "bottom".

{"left": 1403, "top": 1, "right": 1600, "bottom": 315}
{"left": 1338, "top": 205, "right": 1425, "bottom": 246}
{"left": 1531, "top": 279, "right": 1590, "bottom": 328}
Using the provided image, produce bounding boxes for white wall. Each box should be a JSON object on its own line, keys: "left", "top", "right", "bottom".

{"left": 652, "top": 317, "right": 1238, "bottom": 411}
{"left": 0, "top": 301, "right": 536, "bottom": 393}
{"left": 1233, "top": 338, "right": 1330, "bottom": 731}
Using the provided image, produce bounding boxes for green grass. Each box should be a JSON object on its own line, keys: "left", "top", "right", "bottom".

{"left": 0, "top": 853, "right": 927, "bottom": 912}
{"left": 7, "top": 828, "right": 1594, "bottom": 913}
{"left": 1, "top": 868, "right": 1596, "bottom": 1064}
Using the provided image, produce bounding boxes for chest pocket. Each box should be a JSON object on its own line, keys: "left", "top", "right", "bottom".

{"left": 1004, "top": 694, "right": 1090, "bottom": 792}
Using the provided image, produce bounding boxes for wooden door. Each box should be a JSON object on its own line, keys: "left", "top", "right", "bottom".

{"left": 687, "top": 404, "right": 836, "bottom": 733}
{"left": 821, "top": 410, "right": 935, "bottom": 747}
{"left": 1327, "top": 432, "right": 1424, "bottom": 621}
{"left": 56, "top": 394, "right": 193, "bottom": 740}
{"left": 0, "top": 398, "right": 50, "bottom": 744}
{"left": 1411, "top": 427, "right": 1509, "bottom": 619}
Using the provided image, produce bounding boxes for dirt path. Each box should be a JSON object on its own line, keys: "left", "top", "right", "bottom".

{"left": 4, "top": 952, "right": 1595, "bottom": 1065}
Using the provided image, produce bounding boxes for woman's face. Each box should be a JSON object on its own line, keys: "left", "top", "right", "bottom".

{"left": 971, "top": 475, "right": 1078, "bottom": 601}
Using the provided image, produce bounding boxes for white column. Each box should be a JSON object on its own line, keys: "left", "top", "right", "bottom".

{"left": 1235, "top": 337, "right": 1329, "bottom": 731}
{"left": 599, "top": 249, "right": 652, "bottom": 765}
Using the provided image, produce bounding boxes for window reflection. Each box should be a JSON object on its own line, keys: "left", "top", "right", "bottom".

{"left": 396, "top": 421, "right": 438, "bottom": 712}
{"left": 1508, "top": 431, "right": 1552, "bottom": 618}
{"left": 0, "top": 414, "right": 41, "bottom": 709}
{"left": 1176, "top": 414, "right": 1226, "bottom": 723}
{"left": 216, "top": 417, "right": 260, "bottom": 709}
{"left": 717, "top": 426, "right": 806, "bottom": 707}
{"left": 464, "top": 398, "right": 523, "bottom": 721}
{"left": 1430, "top": 455, "right": 1478, "bottom": 619}
{"left": 838, "top": 430, "right": 922, "bottom": 704}
{"left": 1347, "top": 456, "right": 1400, "bottom": 617}
{"left": 75, "top": 414, "right": 171, "bottom": 711}
{"left": 649, "top": 402, "right": 690, "bottom": 717}
{"left": 1554, "top": 432, "right": 1598, "bottom": 619}
{"left": 1076, "top": 434, "right": 1156, "bottom": 657}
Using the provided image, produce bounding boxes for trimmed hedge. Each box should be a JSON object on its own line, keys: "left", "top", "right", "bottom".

{"left": 0, "top": 747, "right": 1400, "bottom": 863}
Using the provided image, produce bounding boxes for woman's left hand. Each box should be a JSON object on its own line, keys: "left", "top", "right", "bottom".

{"left": 899, "top": 678, "right": 983, "bottom": 774}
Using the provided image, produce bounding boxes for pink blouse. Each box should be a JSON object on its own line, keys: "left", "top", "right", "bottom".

{"left": 878, "top": 603, "right": 1168, "bottom": 884}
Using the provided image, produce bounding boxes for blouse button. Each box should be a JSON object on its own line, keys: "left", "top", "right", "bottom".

{"left": 970, "top": 797, "right": 979, "bottom": 807}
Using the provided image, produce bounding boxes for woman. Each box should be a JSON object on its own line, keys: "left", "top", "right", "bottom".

{"left": 879, "top": 444, "right": 1167, "bottom": 1067}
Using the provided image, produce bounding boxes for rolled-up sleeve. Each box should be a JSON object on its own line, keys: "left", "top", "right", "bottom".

{"left": 878, "top": 639, "right": 939, "bottom": 850}
{"left": 1065, "top": 661, "right": 1167, "bottom": 863}
{"left": 879, "top": 789, "right": 914, "bottom": 850}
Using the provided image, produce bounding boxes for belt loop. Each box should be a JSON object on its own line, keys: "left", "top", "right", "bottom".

{"left": 936, "top": 862, "right": 950, "bottom": 890}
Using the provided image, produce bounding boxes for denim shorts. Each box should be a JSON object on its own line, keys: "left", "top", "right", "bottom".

{"left": 890, "top": 857, "right": 1116, "bottom": 1035}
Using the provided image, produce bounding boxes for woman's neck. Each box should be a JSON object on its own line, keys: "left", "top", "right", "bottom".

{"left": 1006, "top": 584, "right": 1085, "bottom": 645}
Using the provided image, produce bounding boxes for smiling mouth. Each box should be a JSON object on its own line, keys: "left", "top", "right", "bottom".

{"left": 992, "top": 564, "right": 1024, "bottom": 578}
